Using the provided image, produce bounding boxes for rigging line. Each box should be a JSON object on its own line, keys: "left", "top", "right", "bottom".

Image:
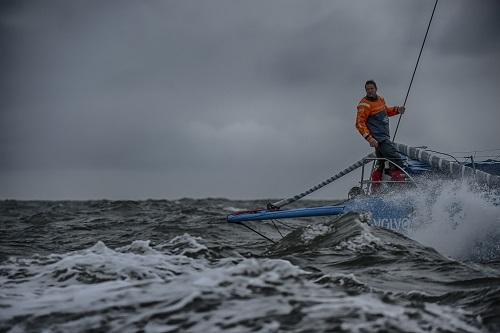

{"left": 393, "top": 0, "right": 439, "bottom": 142}
{"left": 450, "top": 148, "right": 500, "bottom": 154}
{"left": 461, "top": 155, "right": 500, "bottom": 159}
{"left": 235, "top": 222, "right": 276, "bottom": 244}
{"left": 271, "top": 220, "right": 284, "bottom": 238}
{"left": 425, "top": 149, "right": 460, "bottom": 164}
{"left": 274, "top": 219, "right": 293, "bottom": 229}
{"left": 271, "top": 153, "right": 374, "bottom": 209}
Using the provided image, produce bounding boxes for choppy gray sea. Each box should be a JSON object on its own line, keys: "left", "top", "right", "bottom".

{"left": 1, "top": 195, "right": 500, "bottom": 333}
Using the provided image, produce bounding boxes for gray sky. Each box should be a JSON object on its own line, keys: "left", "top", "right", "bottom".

{"left": 1, "top": 0, "right": 499, "bottom": 200}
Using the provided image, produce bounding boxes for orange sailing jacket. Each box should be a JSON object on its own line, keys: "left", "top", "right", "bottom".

{"left": 356, "top": 95, "right": 401, "bottom": 142}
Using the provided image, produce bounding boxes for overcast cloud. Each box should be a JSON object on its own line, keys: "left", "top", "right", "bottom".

{"left": 1, "top": 0, "right": 499, "bottom": 200}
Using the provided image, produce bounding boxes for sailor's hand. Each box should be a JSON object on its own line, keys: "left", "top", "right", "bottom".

{"left": 398, "top": 106, "right": 406, "bottom": 114}
{"left": 368, "top": 137, "right": 379, "bottom": 148}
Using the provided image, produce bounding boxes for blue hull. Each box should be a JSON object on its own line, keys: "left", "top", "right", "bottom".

{"left": 344, "top": 197, "right": 414, "bottom": 232}
{"left": 227, "top": 197, "right": 414, "bottom": 233}
{"left": 227, "top": 205, "right": 345, "bottom": 222}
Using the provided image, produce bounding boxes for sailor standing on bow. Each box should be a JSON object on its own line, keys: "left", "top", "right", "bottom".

{"left": 355, "top": 80, "right": 406, "bottom": 184}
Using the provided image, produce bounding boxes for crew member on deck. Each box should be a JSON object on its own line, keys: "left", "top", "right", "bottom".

{"left": 355, "top": 80, "right": 406, "bottom": 186}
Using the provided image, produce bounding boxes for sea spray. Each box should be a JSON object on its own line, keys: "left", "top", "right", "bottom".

{"left": 390, "top": 178, "right": 500, "bottom": 260}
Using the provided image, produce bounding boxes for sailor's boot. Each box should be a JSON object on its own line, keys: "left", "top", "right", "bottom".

{"left": 389, "top": 169, "right": 406, "bottom": 182}
{"left": 371, "top": 169, "right": 383, "bottom": 193}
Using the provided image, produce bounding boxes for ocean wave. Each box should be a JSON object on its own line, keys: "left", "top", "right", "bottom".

{"left": 1, "top": 199, "right": 499, "bottom": 332}
{"left": 0, "top": 235, "right": 486, "bottom": 333}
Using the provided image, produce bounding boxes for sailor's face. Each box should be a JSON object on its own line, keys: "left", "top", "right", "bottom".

{"left": 365, "top": 84, "right": 377, "bottom": 98}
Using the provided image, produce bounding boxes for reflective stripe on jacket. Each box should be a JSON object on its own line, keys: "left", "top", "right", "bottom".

{"left": 356, "top": 95, "right": 400, "bottom": 142}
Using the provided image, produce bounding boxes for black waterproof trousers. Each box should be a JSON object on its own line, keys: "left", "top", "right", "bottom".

{"left": 375, "top": 140, "right": 404, "bottom": 168}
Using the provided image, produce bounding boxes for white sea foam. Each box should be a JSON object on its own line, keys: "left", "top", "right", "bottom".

{"left": 314, "top": 272, "right": 370, "bottom": 291}
{"left": 0, "top": 236, "right": 306, "bottom": 332}
{"left": 300, "top": 223, "right": 334, "bottom": 243}
{"left": 334, "top": 216, "right": 383, "bottom": 252}
{"left": 224, "top": 206, "right": 244, "bottom": 212}
{"left": 392, "top": 179, "right": 500, "bottom": 259}
{"left": 157, "top": 233, "right": 209, "bottom": 256}
{"left": 0, "top": 235, "right": 484, "bottom": 333}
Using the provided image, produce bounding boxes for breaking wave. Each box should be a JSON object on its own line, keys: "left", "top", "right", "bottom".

{"left": 1, "top": 199, "right": 499, "bottom": 332}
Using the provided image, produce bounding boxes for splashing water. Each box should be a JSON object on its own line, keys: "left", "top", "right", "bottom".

{"left": 392, "top": 178, "right": 500, "bottom": 260}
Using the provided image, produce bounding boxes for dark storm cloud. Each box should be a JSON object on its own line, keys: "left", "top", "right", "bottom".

{"left": 433, "top": 0, "right": 500, "bottom": 56}
{"left": 0, "top": 0, "right": 499, "bottom": 199}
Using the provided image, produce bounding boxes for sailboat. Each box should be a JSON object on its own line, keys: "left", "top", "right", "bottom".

{"left": 226, "top": 143, "right": 500, "bottom": 239}
{"left": 227, "top": 0, "right": 500, "bottom": 241}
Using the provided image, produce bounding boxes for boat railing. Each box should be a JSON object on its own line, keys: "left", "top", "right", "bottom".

{"left": 358, "top": 157, "right": 416, "bottom": 195}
